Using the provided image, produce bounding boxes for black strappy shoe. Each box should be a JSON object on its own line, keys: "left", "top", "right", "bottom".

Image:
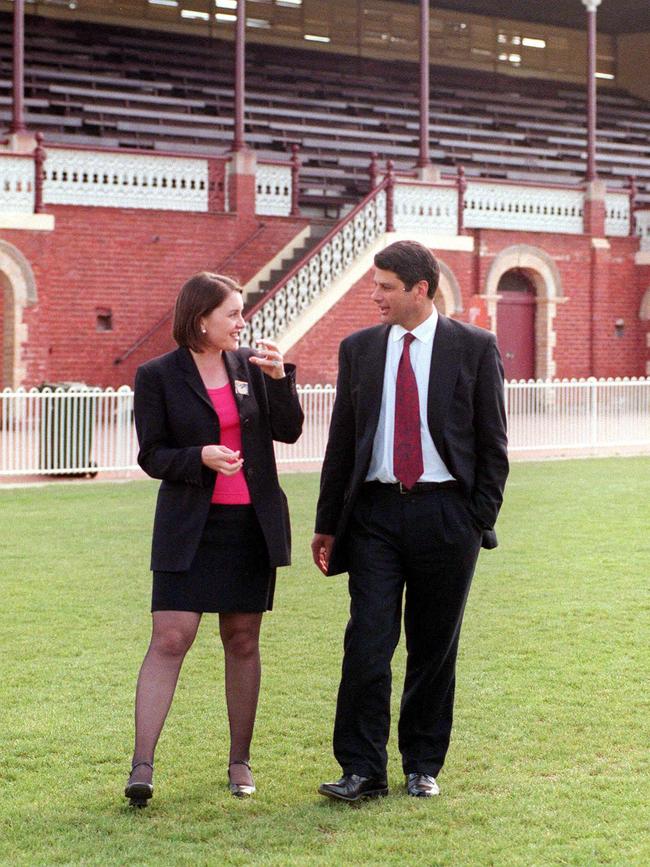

{"left": 124, "top": 761, "right": 154, "bottom": 807}
{"left": 228, "top": 760, "right": 255, "bottom": 798}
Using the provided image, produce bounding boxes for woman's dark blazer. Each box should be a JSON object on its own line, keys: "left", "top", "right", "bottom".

{"left": 134, "top": 345, "right": 304, "bottom": 573}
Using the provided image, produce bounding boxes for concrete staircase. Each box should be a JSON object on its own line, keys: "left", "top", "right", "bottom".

{"left": 243, "top": 220, "right": 331, "bottom": 312}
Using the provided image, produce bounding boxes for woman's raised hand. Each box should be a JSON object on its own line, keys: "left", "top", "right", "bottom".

{"left": 249, "top": 339, "right": 286, "bottom": 380}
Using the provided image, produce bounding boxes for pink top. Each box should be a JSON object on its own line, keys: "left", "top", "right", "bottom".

{"left": 207, "top": 384, "right": 251, "bottom": 505}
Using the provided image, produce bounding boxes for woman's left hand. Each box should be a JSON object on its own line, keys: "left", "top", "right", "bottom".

{"left": 249, "top": 339, "right": 286, "bottom": 380}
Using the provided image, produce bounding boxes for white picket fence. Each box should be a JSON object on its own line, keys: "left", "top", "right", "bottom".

{"left": 0, "top": 378, "right": 648, "bottom": 477}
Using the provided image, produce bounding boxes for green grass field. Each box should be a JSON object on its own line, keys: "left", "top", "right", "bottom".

{"left": 1, "top": 458, "right": 648, "bottom": 866}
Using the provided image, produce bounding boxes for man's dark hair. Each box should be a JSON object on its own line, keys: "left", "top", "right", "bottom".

{"left": 172, "top": 272, "right": 242, "bottom": 351}
{"left": 374, "top": 241, "right": 440, "bottom": 298}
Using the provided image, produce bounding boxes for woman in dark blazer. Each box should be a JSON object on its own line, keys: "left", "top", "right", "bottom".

{"left": 124, "top": 272, "right": 303, "bottom": 806}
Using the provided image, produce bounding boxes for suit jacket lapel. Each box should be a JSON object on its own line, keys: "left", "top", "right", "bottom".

{"left": 357, "top": 326, "right": 390, "bottom": 456}
{"left": 427, "top": 316, "right": 460, "bottom": 448}
{"left": 224, "top": 351, "right": 255, "bottom": 423}
{"left": 175, "top": 346, "right": 215, "bottom": 413}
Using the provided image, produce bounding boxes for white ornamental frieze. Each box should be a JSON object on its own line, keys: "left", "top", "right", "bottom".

{"left": 43, "top": 149, "right": 209, "bottom": 211}
{"left": 604, "top": 193, "right": 630, "bottom": 237}
{"left": 0, "top": 156, "right": 34, "bottom": 213}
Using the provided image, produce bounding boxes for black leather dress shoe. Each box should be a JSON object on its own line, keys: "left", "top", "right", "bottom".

{"left": 318, "top": 774, "right": 388, "bottom": 802}
{"left": 406, "top": 772, "right": 440, "bottom": 797}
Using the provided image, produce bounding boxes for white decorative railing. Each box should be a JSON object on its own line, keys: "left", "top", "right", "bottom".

{"left": 393, "top": 183, "right": 457, "bottom": 233}
{"left": 636, "top": 210, "right": 650, "bottom": 250}
{"left": 0, "top": 155, "right": 34, "bottom": 213}
{"left": 42, "top": 149, "right": 209, "bottom": 211}
{"left": 242, "top": 182, "right": 387, "bottom": 346}
{"left": 1, "top": 378, "right": 648, "bottom": 477}
{"left": 464, "top": 182, "right": 584, "bottom": 234}
{"left": 604, "top": 192, "right": 630, "bottom": 237}
{"left": 505, "top": 377, "right": 650, "bottom": 452}
{"left": 255, "top": 163, "right": 292, "bottom": 217}
{"left": 0, "top": 386, "right": 137, "bottom": 476}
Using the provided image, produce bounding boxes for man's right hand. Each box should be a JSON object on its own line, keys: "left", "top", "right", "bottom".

{"left": 311, "top": 533, "right": 335, "bottom": 575}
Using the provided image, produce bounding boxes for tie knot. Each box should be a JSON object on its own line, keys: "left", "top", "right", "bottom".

{"left": 403, "top": 333, "right": 415, "bottom": 348}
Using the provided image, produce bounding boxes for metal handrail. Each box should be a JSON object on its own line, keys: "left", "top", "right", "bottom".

{"left": 244, "top": 174, "right": 390, "bottom": 322}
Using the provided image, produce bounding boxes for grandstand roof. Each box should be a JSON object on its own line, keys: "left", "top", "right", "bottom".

{"left": 408, "top": 1, "right": 649, "bottom": 34}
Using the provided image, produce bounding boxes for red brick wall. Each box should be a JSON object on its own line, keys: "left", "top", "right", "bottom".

{"left": 0, "top": 279, "right": 5, "bottom": 386}
{"left": 1, "top": 216, "right": 646, "bottom": 389}
{"left": 1, "top": 207, "right": 308, "bottom": 387}
{"left": 286, "top": 231, "right": 645, "bottom": 384}
{"left": 636, "top": 261, "right": 650, "bottom": 375}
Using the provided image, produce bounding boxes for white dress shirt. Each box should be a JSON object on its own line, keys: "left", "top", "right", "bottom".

{"left": 366, "top": 308, "right": 455, "bottom": 483}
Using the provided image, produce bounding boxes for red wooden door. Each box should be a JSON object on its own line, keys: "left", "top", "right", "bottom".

{"left": 496, "top": 285, "right": 536, "bottom": 381}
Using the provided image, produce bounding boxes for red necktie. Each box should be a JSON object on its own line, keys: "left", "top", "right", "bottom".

{"left": 393, "top": 333, "right": 423, "bottom": 490}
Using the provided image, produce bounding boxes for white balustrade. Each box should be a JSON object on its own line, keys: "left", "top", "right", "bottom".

{"left": 604, "top": 193, "right": 630, "bottom": 237}
{"left": 505, "top": 377, "right": 650, "bottom": 452}
{"left": 1, "top": 378, "right": 648, "bottom": 477}
{"left": 0, "top": 386, "right": 137, "bottom": 476}
{"left": 464, "top": 182, "right": 584, "bottom": 234}
{"left": 636, "top": 210, "right": 650, "bottom": 250}
{"left": 42, "top": 149, "right": 209, "bottom": 211}
{"left": 393, "top": 183, "right": 457, "bottom": 232}
{"left": 255, "top": 164, "right": 292, "bottom": 217}
{"left": 0, "top": 155, "right": 34, "bottom": 213}
{"left": 242, "top": 188, "right": 386, "bottom": 345}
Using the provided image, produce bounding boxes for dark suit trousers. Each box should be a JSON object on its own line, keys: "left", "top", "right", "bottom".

{"left": 333, "top": 483, "right": 482, "bottom": 778}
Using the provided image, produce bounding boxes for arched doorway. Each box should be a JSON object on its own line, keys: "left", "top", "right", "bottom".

{"left": 0, "top": 241, "right": 38, "bottom": 388}
{"left": 1, "top": 272, "right": 9, "bottom": 389}
{"left": 496, "top": 269, "right": 536, "bottom": 380}
{"left": 435, "top": 261, "right": 463, "bottom": 317}
{"left": 485, "top": 245, "right": 563, "bottom": 381}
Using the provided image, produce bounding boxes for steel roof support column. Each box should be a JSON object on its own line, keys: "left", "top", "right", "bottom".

{"left": 417, "top": 0, "right": 430, "bottom": 169}
{"left": 233, "top": 0, "right": 247, "bottom": 152}
{"left": 10, "top": 0, "right": 26, "bottom": 136}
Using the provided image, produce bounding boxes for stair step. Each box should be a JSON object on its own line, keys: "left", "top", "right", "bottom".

{"left": 246, "top": 217, "right": 338, "bottom": 308}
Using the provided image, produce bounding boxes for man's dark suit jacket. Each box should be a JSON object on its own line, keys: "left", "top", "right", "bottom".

{"left": 134, "top": 346, "right": 303, "bottom": 572}
{"left": 315, "top": 315, "right": 509, "bottom": 576}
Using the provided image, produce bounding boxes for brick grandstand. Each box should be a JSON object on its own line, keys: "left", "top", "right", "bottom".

{"left": 0, "top": 2, "right": 649, "bottom": 389}
{"left": 1, "top": 11, "right": 650, "bottom": 213}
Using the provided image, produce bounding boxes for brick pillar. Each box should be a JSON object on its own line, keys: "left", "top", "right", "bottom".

{"left": 583, "top": 179, "right": 606, "bottom": 237}
{"left": 208, "top": 159, "right": 227, "bottom": 213}
{"left": 589, "top": 238, "right": 611, "bottom": 376}
{"left": 227, "top": 149, "right": 257, "bottom": 216}
{"left": 637, "top": 267, "right": 650, "bottom": 376}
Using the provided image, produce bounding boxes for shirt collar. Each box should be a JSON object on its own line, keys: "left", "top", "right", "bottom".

{"left": 390, "top": 307, "right": 439, "bottom": 344}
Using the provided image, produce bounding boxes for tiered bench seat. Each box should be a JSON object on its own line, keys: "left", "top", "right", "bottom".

{"left": 1, "top": 10, "right": 649, "bottom": 208}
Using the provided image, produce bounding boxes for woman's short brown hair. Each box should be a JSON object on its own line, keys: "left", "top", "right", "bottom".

{"left": 172, "top": 272, "right": 242, "bottom": 351}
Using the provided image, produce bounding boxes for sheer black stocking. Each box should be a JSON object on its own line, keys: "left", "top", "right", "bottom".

{"left": 129, "top": 610, "right": 201, "bottom": 785}
{"left": 219, "top": 612, "right": 263, "bottom": 787}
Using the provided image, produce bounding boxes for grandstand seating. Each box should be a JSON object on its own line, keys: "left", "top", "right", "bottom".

{"left": 1, "top": 11, "right": 649, "bottom": 210}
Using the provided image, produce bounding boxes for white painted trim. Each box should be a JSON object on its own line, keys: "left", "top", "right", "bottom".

{"left": 635, "top": 251, "right": 650, "bottom": 265}
{"left": 0, "top": 213, "right": 55, "bottom": 231}
{"left": 591, "top": 238, "right": 610, "bottom": 249}
{"left": 387, "top": 230, "right": 474, "bottom": 252}
{"left": 242, "top": 225, "right": 311, "bottom": 300}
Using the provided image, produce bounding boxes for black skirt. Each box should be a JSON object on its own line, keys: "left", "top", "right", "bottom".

{"left": 152, "top": 504, "right": 276, "bottom": 613}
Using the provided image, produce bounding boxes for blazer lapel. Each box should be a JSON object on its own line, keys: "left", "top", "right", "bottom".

{"left": 357, "top": 326, "right": 390, "bottom": 454}
{"left": 175, "top": 346, "right": 215, "bottom": 413}
{"left": 224, "top": 351, "right": 254, "bottom": 423}
{"left": 427, "top": 316, "right": 460, "bottom": 448}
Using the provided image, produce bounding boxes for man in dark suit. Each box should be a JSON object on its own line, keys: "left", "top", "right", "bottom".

{"left": 311, "top": 240, "right": 509, "bottom": 801}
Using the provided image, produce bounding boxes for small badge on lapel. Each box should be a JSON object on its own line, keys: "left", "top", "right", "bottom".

{"left": 234, "top": 380, "right": 249, "bottom": 396}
